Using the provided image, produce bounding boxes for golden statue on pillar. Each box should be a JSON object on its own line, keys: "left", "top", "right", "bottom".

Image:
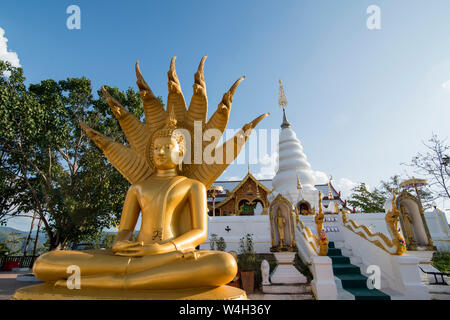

{"left": 399, "top": 204, "right": 416, "bottom": 246}
{"left": 276, "top": 208, "right": 286, "bottom": 247}
{"left": 15, "top": 56, "right": 268, "bottom": 300}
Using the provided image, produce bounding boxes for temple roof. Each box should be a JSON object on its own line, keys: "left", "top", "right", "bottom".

{"left": 211, "top": 177, "right": 349, "bottom": 209}
{"left": 208, "top": 172, "right": 271, "bottom": 209}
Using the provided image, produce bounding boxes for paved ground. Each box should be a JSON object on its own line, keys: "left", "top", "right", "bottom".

{"left": 1, "top": 271, "right": 448, "bottom": 300}
{"left": 0, "top": 271, "right": 39, "bottom": 300}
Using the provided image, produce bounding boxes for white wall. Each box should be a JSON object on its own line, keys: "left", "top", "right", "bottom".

{"left": 348, "top": 213, "right": 390, "bottom": 235}
{"left": 202, "top": 210, "right": 450, "bottom": 253}
{"left": 201, "top": 215, "right": 272, "bottom": 253}
{"left": 424, "top": 209, "right": 450, "bottom": 251}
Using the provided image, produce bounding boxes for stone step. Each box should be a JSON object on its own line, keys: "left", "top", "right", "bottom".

{"left": 336, "top": 274, "right": 368, "bottom": 289}
{"left": 430, "top": 293, "right": 450, "bottom": 300}
{"left": 332, "top": 264, "right": 361, "bottom": 275}
{"left": 329, "top": 255, "right": 351, "bottom": 264}
{"left": 327, "top": 248, "right": 342, "bottom": 256}
{"left": 262, "top": 284, "right": 312, "bottom": 294}
{"left": 343, "top": 288, "right": 391, "bottom": 300}
{"left": 249, "top": 293, "right": 314, "bottom": 300}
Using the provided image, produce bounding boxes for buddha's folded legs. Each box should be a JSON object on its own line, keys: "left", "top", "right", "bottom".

{"left": 53, "top": 250, "right": 237, "bottom": 290}
{"left": 33, "top": 249, "right": 183, "bottom": 282}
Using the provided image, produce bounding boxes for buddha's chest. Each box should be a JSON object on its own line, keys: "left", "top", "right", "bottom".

{"left": 135, "top": 177, "right": 188, "bottom": 215}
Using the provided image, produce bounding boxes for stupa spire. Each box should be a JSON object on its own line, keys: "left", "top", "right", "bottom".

{"left": 278, "top": 80, "right": 291, "bottom": 129}
{"left": 271, "top": 80, "right": 319, "bottom": 206}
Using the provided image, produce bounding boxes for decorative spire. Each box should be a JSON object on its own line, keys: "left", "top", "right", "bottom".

{"left": 278, "top": 80, "right": 291, "bottom": 129}
{"left": 327, "top": 176, "right": 334, "bottom": 200}
{"left": 278, "top": 80, "right": 288, "bottom": 110}
{"left": 296, "top": 171, "right": 302, "bottom": 190}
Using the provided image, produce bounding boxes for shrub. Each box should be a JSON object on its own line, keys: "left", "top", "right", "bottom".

{"left": 432, "top": 251, "right": 450, "bottom": 273}
{"left": 238, "top": 233, "right": 257, "bottom": 271}
{"left": 209, "top": 234, "right": 218, "bottom": 250}
{"left": 216, "top": 236, "right": 226, "bottom": 251}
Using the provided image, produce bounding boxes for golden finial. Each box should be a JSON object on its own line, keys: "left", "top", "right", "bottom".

{"left": 296, "top": 171, "right": 302, "bottom": 190}
{"left": 278, "top": 80, "right": 288, "bottom": 110}
{"left": 327, "top": 176, "right": 334, "bottom": 200}
{"left": 279, "top": 80, "right": 291, "bottom": 129}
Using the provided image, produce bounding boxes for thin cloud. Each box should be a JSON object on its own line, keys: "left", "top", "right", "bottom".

{"left": 254, "top": 153, "right": 278, "bottom": 180}
{"left": 442, "top": 80, "right": 450, "bottom": 92}
{"left": 0, "top": 27, "right": 20, "bottom": 76}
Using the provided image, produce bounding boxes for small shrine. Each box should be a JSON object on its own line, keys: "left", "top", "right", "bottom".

{"left": 208, "top": 171, "right": 271, "bottom": 216}
{"left": 268, "top": 193, "right": 297, "bottom": 252}
{"left": 396, "top": 179, "right": 436, "bottom": 251}
{"left": 264, "top": 193, "right": 307, "bottom": 292}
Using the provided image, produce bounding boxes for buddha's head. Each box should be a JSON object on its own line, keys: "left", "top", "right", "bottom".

{"left": 148, "top": 116, "right": 185, "bottom": 171}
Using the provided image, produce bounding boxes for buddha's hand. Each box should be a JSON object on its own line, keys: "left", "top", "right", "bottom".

{"left": 111, "top": 240, "right": 140, "bottom": 253}
{"left": 114, "top": 242, "right": 163, "bottom": 257}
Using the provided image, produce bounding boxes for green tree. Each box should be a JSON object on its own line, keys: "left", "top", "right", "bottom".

{"left": 5, "top": 232, "right": 26, "bottom": 255}
{"left": 379, "top": 175, "right": 435, "bottom": 209}
{"left": 347, "top": 183, "right": 385, "bottom": 213}
{"left": 348, "top": 176, "right": 436, "bottom": 213}
{"left": 0, "top": 62, "right": 145, "bottom": 250}
{"left": 406, "top": 134, "right": 450, "bottom": 201}
{"left": 0, "top": 241, "right": 10, "bottom": 255}
{"left": 91, "top": 232, "right": 116, "bottom": 249}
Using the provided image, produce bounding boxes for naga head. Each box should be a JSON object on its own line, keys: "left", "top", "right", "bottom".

{"left": 80, "top": 56, "right": 269, "bottom": 187}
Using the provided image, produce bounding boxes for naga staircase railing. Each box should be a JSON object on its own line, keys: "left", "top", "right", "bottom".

{"left": 341, "top": 190, "right": 407, "bottom": 256}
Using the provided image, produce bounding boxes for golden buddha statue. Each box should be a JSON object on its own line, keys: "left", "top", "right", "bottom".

{"left": 400, "top": 204, "right": 416, "bottom": 245}
{"left": 29, "top": 56, "right": 268, "bottom": 294}
{"left": 276, "top": 208, "right": 286, "bottom": 247}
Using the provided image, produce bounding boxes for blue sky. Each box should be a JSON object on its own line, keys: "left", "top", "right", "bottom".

{"left": 1, "top": 1, "right": 450, "bottom": 230}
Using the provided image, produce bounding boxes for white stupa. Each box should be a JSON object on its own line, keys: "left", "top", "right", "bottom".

{"left": 270, "top": 80, "right": 319, "bottom": 207}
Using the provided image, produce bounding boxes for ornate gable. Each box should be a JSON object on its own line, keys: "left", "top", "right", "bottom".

{"left": 212, "top": 173, "right": 270, "bottom": 216}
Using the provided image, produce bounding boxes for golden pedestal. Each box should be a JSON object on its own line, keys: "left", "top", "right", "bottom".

{"left": 12, "top": 283, "right": 247, "bottom": 300}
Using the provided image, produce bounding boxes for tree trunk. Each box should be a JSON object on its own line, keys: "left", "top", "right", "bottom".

{"left": 32, "top": 217, "right": 42, "bottom": 256}
{"left": 23, "top": 210, "right": 37, "bottom": 256}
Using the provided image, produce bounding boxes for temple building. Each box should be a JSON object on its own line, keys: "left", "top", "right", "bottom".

{"left": 204, "top": 80, "right": 450, "bottom": 300}
{"left": 208, "top": 80, "right": 350, "bottom": 216}
{"left": 208, "top": 175, "right": 349, "bottom": 216}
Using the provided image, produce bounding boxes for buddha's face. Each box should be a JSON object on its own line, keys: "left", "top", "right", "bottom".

{"left": 153, "top": 136, "right": 184, "bottom": 170}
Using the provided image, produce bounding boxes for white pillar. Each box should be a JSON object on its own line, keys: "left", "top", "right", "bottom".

{"left": 310, "top": 255, "right": 338, "bottom": 300}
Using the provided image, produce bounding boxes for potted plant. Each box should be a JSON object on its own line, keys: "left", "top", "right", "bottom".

{"left": 237, "top": 233, "right": 257, "bottom": 293}
{"left": 216, "top": 236, "right": 227, "bottom": 251}
{"left": 209, "top": 234, "right": 227, "bottom": 251}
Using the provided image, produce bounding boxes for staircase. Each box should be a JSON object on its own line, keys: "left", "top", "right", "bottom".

{"left": 328, "top": 242, "right": 390, "bottom": 300}
{"left": 259, "top": 283, "right": 314, "bottom": 300}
